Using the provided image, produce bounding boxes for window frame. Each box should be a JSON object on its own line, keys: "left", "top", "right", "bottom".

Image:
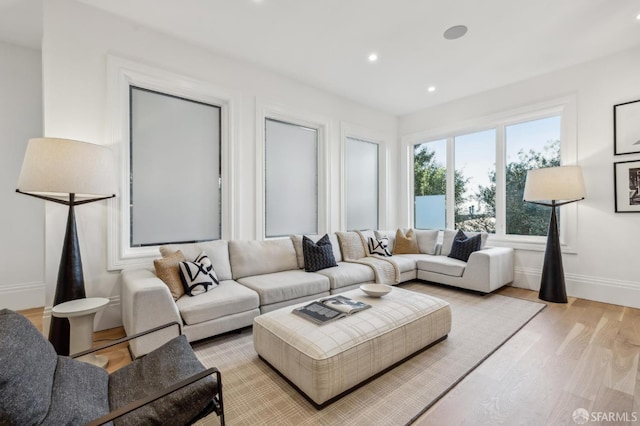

{"left": 256, "top": 100, "right": 330, "bottom": 240}
{"left": 128, "top": 85, "right": 222, "bottom": 247}
{"left": 344, "top": 136, "right": 379, "bottom": 231}
{"left": 106, "top": 55, "right": 239, "bottom": 270}
{"left": 403, "top": 95, "right": 578, "bottom": 253}
{"left": 340, "top": 123, "right": 388, "bottom": 231}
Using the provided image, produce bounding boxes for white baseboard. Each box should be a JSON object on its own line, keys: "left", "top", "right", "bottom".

{"left": 514, "top": 267, "right": 640, "bottom": 309}
{"left": 0, "top": 281, "right": 45, "bottom": 310}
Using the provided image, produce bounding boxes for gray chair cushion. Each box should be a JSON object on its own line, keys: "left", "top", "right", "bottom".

{"left": 42, "top": 357, "right": 110, "bottom": 425}
{"left": 0, "top": 309, "right": 58, "bottom": 425}
{"left": 108, "top": 335, "right": 216, "bottom": 426}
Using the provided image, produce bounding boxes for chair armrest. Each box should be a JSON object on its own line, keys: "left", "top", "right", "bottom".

{"left": 121, "top": 268, "right": 184, "bottom": 358}
{"left": 70, "top": 321, "right": 181, "bottom": 359}
{"left": 85, "top": 367, "right": 223, "bottom": 426}
{"left": 464, "top": 247, "right": 514, "bottom": 291}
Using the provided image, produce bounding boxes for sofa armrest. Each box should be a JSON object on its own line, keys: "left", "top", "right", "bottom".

{"left": 463, "top": 247, "right": 514, "bottom": 292}
{"left": 121, "top": 269, "right": 183, "bottom": 358}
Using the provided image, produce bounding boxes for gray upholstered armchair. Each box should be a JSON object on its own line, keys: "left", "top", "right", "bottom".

{"left": 0, "top": 309, "right": 224, "bottom": 425}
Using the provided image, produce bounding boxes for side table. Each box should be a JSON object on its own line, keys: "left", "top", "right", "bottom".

{"left": 51, "top": 297, "right": 110, "bottom": 368}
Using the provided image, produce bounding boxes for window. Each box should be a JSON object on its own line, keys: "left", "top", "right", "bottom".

{"left": 107, "top": 55, "right": 238, "bottom": 270}
{"left": 414, "top": 139, "right": 446, "bottom": 229}
{"left": 345, "top": 137, "right": 379, "bottom": 230}
{"left": 264, "top": 118, "right": 318, "bottom": 237}
{"left": 455, "top": 130, "right": 496, "bottom": 232}
{"left": 412, "top": 109, "right": 564, "bottom": 240}
{"left": 505, "top": 116, "right": 560, "bottom": 235}
{"left": 130, "top": 86, "right": 221, "bottom": 246}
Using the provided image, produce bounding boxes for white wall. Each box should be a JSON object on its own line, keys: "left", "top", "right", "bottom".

{"left": 399, "top": 44, "right": 640, "bottom": 308}
{"left": 0, "top": 41, "right": 44, "bottom": 310}
{"left": 40, "top": 0, "right": 398, "bottom": 329}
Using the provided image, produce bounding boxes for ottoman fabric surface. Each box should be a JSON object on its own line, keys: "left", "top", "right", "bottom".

{"left": 253, "top": 287, "right": 451, "bottom": 406}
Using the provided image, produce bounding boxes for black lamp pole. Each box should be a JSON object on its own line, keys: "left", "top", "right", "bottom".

{"left": 16, "top": 190, "right": 114, "bottom": 355}
{"left": 526, "top": 198, "right": 582, "bottom": 304}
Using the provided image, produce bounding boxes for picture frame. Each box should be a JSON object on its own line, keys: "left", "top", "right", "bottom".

{"left": 614, "top": 160, "right": 640, "bottom": 212}
{"left": 614, "top": 99, "right": 640, "bottom": 155}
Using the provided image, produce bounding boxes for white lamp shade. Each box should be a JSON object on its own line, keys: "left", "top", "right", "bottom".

{"left": 523, "top": 165, "right": 586, "bottom": 202}
{"left": 17, "top": 138, "right": 116, "bottom": 200}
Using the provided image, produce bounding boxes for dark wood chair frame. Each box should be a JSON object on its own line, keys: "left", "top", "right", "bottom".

{"left": 72, "top": 321, "right": 225, "bottom": 426}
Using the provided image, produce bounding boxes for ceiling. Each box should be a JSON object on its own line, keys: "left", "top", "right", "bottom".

{"left": 2, "top": 0, "right": 640, "bottom": 116}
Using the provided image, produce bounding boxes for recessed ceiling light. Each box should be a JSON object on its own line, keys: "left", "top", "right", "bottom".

{"left": 427, "top": 86, "right": 436, "bottom": 93}
{"left": 443, "top": 25, "right": 468, "bottom": 40}
{"left": 636, "top": 13, "right": 640, "bottom": 20}
{"left": 368, "top": 53, "right": 378, "bottom": 62}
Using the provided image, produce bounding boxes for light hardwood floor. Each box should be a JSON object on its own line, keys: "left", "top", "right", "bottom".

{"left": 20, "top": 286, "right": 640, "bottom": 425}
{"left": 19, "top": 307, "right": 131, "bottom": 374}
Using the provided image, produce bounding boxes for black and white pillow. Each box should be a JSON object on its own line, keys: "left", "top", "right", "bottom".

{"left": 303, "top": 234, "right": 338, "bottom": 272}
{"left": 179, "top": 251, "right": 219, "bottom": 296}
{"left": 368, "top": 236, "right": 392, "bottom": 256}
{"left": 447, "top": 230, "right": 482, "bottom": 262}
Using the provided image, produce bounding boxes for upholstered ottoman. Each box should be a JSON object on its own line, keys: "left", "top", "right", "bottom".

{"left": 253, "top": 287, "right": 451, "bottom": 407}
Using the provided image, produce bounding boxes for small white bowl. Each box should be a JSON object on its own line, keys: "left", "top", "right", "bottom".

{"left": 360, "top": 284, "right": 392, "bottom": 297}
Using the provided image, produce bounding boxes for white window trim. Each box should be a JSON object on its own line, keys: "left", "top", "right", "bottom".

{"left": 106, "top": 55, "right": 240, "bottom": 270}
{"left": 401, "top": 94, "right": 578, "bottom": 253}
{"left": 340, "top": 122, "right": 389, "bottom": 231}
{"left": 256, "top": 99, "right": 331, "bottom": 239}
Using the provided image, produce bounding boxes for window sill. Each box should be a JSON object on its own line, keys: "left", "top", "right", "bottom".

{"left": 487, "top": 235, "right": 577, "bottom": 254}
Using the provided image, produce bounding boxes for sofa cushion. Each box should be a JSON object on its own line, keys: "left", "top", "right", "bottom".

{"left": 237, "top": 270, "right": 330, "bottom": 305}
{"left": 393, "top": 228, "right": 420, "bottom": 254}
{"left": 414, "top": 229, "right": 438, "bottom": 255}
{"left": 315, "top": 262, "right": 375, "bottom": 291}
{"left": 154, "top": 250, "right": 187, "bottom": 300}
{"left": 375, "top": 230, "right": 397, "bottom": 252}
{"left": 0, "top": 309, "right": 58, "bottom": 426}
{"left": 291, "top": 234, "right": 342, "bottom": 268}
{"left": 43, "top": 357, "right": 110, "bottom": 425}
{"left": 176, "top": 280, "right": 260, "bottom": 325}
{"left": 448, "top": 231, "right": 482, "bottom": 262}
{"left": 229, "top": 239, "right": 299, "bottom": 279}
{"left": 441, "top": 229, "right": 488, "bottom": 256}
{"left": 160, "top": 240, "right": 232, "bottom": 281}
{"left": 367, "top": 236, "right": 392, "bottom": 256}
{"left": 109, "top": 335, "right": 217, "bottom": 426}
{"left": 336, "top": 231, "right": 367, "bottom": 260}
{"left": 388, "top": 254, "right": 420, "bottom": 273}
{"left": 303, "top": 235, "right": 338, "bottom": 272}
{"left": 417, "top": 256, "right": 466, "bottom": 277}
{"left": 178, "top": 251, "right": 219, "bottom": 296}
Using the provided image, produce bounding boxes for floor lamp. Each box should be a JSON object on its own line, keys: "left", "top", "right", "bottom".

{"left": 523, "top": 166, "right": 585, "bottom": 303}
{"left": 16, "top": 138, "right": 116, "bottom": 355}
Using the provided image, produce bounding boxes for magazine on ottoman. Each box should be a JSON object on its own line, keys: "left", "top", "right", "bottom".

{"left": 292, "top": 295, "right": 371, "bottom": 325}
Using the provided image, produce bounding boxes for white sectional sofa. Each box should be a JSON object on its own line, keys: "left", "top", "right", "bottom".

{"left": 121, "top": 229, "right": 514, "bottom": 357}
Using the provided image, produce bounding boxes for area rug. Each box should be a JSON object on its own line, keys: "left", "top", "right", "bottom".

{"left": 193, "top": 282, "right": 545, "bottom": 426}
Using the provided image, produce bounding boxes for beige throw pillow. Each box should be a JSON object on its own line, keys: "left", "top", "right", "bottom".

{"left": 154, "top": 250, "right": 186, "bottom": 301}
{"left": 393, "top": 228, "right": 420, "bottom": 254}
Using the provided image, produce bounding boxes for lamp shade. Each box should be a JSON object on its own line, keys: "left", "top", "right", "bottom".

{"left": 17, "top": 138, "right": 116, "bottom": 201}
{"left": 523, "top": 165, "right": 586, "bottom": 202}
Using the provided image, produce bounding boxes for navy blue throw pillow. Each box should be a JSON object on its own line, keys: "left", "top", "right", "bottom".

{"left": 303, "top": 234, "right": 338, "bottom": 272}
{"left": 447, "top": 230, "right": 482, "bottom": 262}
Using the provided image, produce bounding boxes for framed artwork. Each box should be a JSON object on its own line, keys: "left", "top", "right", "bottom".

{"left": 614, "top": 99, "right": 640, "bottom": 155}
{"left": 614, "top": 160, "right": 640, "bottom": 212}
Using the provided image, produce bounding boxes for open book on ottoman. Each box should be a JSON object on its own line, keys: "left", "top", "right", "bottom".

{"left": 292, "top": 295, "right": 371, "bottom": 325}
